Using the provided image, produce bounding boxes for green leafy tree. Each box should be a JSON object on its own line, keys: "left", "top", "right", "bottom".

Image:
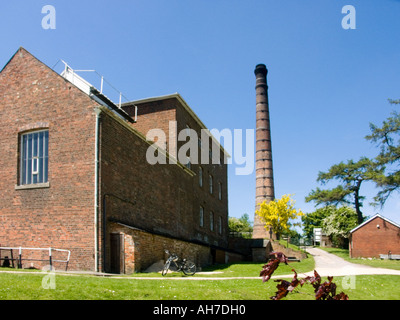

{"left": 321, "top": 206, "right": 359, "bottom": 248}
{"left": 228, "top": 213, "right": 253, "bottom": 238}
{"left": 305, "top": 186, "right": 352, "bottom": 207}
{"left": 365, "top": 98, "right": 400, "bottom": 205}
{"left": 306, "top": 157, "right": 383, "bottom": 224}
{"left": 301, "top": 206, "right": 332, "bottom": 238}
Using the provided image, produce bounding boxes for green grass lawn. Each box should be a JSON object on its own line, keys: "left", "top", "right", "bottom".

{"left": 113, "top": 254, "right": 315, "bottom": 278}
{"left": 2, "top": 250, "right": 400, "bottom": 300}
{"left": 194, "top": 255, "right": 315, "bottom": 277}
{"left": 0, "top": 272, "right": 267, "bottom": 300}
{"left": 1, "top": 252, "right": 400, "bottom": 300}
{"left": 0, "top": 257, "right": 314, "bottom": 300}
{"left": 1, "top": 270, "right": 399, "bottom": 300}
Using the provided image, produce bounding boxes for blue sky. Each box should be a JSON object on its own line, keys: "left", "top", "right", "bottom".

{"left": 1, "top": 1, "right": 400, "bottom": 228}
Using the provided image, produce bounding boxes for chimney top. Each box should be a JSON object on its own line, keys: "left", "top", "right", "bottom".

{"left": 254, "top": 64, "right": 267, "bottom": 76}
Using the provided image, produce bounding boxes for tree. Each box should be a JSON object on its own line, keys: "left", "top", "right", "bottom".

{"left": 255, "top": 194, "right": 304, "bottom": 240}
{"left": 305, "top": 157, "right": 383, "bottom": 224}
{"left": 321, "top": 206, "right": 359, "bottom": 248}
{"left": 301, "top": 206, "right": 332, "bottom": 239}
{"left": 365, "top": 99, "right": 400, "bottom": 205}
{"left": 305, "top": 186, "right": 352, "bottom": 207}
{"left": 302, "top": 206, "right": 359, "bottom": 247}
{"left": 228, "top": 213, "right": 253, "bottom": 238}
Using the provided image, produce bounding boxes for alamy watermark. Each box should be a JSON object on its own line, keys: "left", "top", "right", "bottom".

{"left": 145, "top": 121, "right": 255, "bottom": 176}
{"left": 41, "top": 5, "right": 357, "bottom": 31}
{"left": 342, "top": 5, "right": 356, "bottom": 30}
{"left": 340, "top": 266, "right": 357, "bottom": 290}
{"left": 41, "top": 5, "right": 56, "bottom": 30}
{"left": 41, "top": 265, "right": 56, "bottom": 289}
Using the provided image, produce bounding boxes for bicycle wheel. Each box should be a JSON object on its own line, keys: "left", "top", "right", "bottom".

{"left": 182, "top": 261, "right": 196, "bottom": 275}
{"left": 162, "top": 261, "right": 171, "bottom": 276}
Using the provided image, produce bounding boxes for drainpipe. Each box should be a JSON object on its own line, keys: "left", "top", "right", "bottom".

{"left": 94, "top": 107, "right": 101, "bottom": 272}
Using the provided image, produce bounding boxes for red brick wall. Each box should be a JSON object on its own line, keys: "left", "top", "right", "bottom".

{"left": 99, "top": 109, "right": 198, "bottom": 271}
{"left": 174, "top": 103, "right": 229, "bottom": 249}
{"left": 99, "top": 103, "right": 229, "bottom": 272}
{"left": 123, "top": 99, "right": 177, "bottom": 154}
{"left": 0, "top": 48, "right": 98, "bottom": 271}
{"left": 350, "top": 217, "right": 400, "bottom": 258}
{"left": 122, "top": 96, "right": 229, "bottom": 249}
{"left": 110, "top": 222, "right": 211, "bottom": 273}
{"left": 0, "top": 48, "right": 230, "bottom": 274}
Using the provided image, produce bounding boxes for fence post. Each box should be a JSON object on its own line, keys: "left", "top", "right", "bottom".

{"left": 49, "top": 247, "right": 52, "bottom": 271}
{"left": 18, "top": 247, "right": 22, "bottom": 268}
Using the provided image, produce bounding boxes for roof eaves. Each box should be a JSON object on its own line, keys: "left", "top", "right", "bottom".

{"left": 350, "top": 213, "right": 400, "bottom": 233}
{"left": 90, "top": 87, "right": 134, "bottom": 123}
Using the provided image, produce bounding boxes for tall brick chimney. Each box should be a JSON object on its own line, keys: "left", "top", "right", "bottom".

{"left": 253, "top": 64, "right": 275, "bottom": 239}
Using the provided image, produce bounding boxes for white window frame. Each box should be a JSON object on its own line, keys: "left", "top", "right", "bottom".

{"left": 20, "top": 130, "right": 49, "bottom": 185}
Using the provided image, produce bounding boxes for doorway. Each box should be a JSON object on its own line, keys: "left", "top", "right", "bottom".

{"left": 110, "top": 233, "right": 124, "bottom": 274}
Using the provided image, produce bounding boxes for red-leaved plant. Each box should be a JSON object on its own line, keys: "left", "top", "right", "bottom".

{"left": 260, "top": 252, "right": 349, "bottom": 300}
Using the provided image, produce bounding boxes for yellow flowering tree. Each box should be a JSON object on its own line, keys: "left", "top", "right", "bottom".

{"left": 255, "top": 194, "right": 304, "bottom": 240}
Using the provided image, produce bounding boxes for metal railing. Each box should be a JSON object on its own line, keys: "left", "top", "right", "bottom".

{"left": 61, "top": 60, "right": 129, "bottom": 107}
{"left": 0, "top": 246, "right": 70, "bottom": 271}
{"left": 52, "top": 59, "right": 138, "bottom": 122}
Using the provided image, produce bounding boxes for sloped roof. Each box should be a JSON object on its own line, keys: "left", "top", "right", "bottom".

{"left": 350, "top": 214, "right": 400, "bottom": 233}
{"left": 1, "top": 47, "right": 134, "bottom": 123}
{"left": 123, "top": 93, "right": 231, "bottom": 158}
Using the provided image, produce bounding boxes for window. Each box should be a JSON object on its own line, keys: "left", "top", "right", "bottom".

{"left": 20, "top": 130, "right": 49, "bottom": 185}
{"left": 210, "top": 211, "right": 214, "bottom": 231}
{"left": 218, "top": 182, "right": 222, "bottom": 200}
{"left": 198, "top": 166, "right": 203, "bottom": 187}
{"left": 209, "top": 175, "right": 213, "bottom": 194}
{"left": 200, "top": 206, "right": 204, "bottom": 227}
{"left": 218, "top": 216, "right": 222, "bottom": 234}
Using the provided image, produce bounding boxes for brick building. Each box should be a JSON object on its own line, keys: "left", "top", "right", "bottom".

{"left": 0, "top": 47, "right": 230, "bottom": 273}
{"left": 349, "top": 214, "right": 400, "bottom": 258}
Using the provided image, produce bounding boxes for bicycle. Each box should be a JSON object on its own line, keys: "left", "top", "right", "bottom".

{"left": 162, "top": 250, "right": 196, "bottom": 276}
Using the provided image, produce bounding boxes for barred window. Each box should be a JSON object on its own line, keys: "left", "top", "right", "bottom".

{"left": 20, "top": 130, "right": 49, "bottom": 185}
